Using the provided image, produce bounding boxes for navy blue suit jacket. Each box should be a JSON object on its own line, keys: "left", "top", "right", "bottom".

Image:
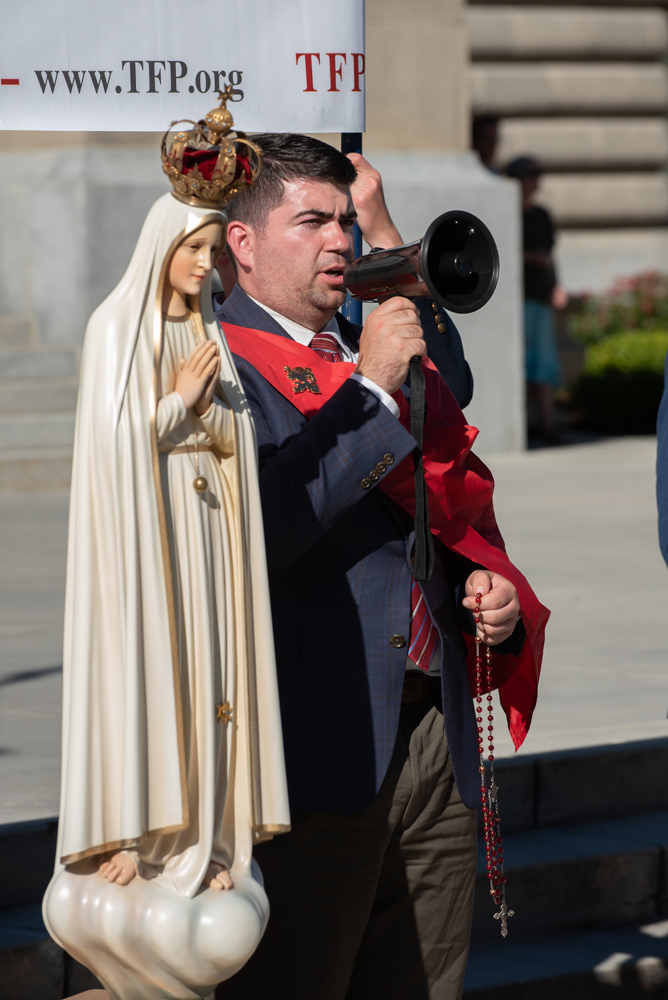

{"left": 216, "top": 286, "right": 483, "bottom": 811}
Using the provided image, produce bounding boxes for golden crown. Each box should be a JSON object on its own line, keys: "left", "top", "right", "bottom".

{"left": 161, "top": 87, "right": 263, "bottom": 210}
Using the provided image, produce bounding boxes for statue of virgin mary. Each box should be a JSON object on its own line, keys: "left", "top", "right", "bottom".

{"left": 43, "top": 95, "right": 290, "bottom": 1000}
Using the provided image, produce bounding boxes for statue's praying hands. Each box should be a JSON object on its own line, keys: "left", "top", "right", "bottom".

{"left": 174, "top": 340, "right": 221, "bottom": 415}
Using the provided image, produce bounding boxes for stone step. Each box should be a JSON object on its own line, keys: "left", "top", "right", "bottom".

{"left": 2, "top": 747, "right": 667, "bottom": 994}
{"left": 465, "top": 920, "right": 668, "bottom": 998}
{"left": 0, "top": 447, "right": 73, "bottom": 493}
{"left": 1, "top": 739, "right": 666, "bottom": 912}
{"left": 0, "top": 378, "right": 79, "bottom": 414}
{"left": 540, "top": 172, "right": 668, "bottom": 226}
{"left": 483, "top": 737, "right": 668, "bottom": 837}
{"left": 0, "top": 903, "right": 102, "bottom": 1000}
{"left": 471, "top": 62, "right": 668, "bottom": 116}
{"left": 0, "top": 316, "right": 37, "bottom": 352}
{"left": 498, "top": 117, "right": 668, "bottom": 171}
{"left": 0, "top": 818, "right": 58, "bottom": 913}
{"left": 472, "top": 811, "right": 668, "bottom": 943}
{"left": 2, "top": 843, "right": 666, "bottom": 997}
{"left": 0, "top": 413, "right": 75, "bottom": 450}
{"left": 468, "top": 6, "right": 668, "bottom": 60}
{"left": 0, "top": 349, "right": 78, "bottom": 380}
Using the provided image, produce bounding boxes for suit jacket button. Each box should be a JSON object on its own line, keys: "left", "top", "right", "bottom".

{"left": 390, "top": 634, "right": 407, "bottom": 648}
{"left": 434, "top": 313, "right": 443, "bottom": 324}
{"left": 360, "top": 477, "right": 372, "bottom": 490}
{"left": 383, "top": 453, "right": 395, "bottom": 465}
{"left": 376, "top": 462, "right": 387, "bottom": 474}
{"left": 437, "top": 323, "right": 447, "bottom": 333}
{"left": 369, "top": 469, "right": 380, "bottom": 482}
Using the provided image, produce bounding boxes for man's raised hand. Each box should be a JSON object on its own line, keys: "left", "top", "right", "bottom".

{"left": 347, "top": 153, "right": 402, "bottom": 251}
{"left": 354, "top": 297, "right": 425, "bottom": 397}
{"left": 462, "top": 570, "right": 520, "bottom": 646}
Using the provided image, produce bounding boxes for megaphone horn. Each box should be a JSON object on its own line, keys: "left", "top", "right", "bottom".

{"left": 346, "top": 210, "right": 500, "bottom": 314}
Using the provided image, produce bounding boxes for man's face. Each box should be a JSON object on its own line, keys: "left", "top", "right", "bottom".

{"left": 230, "top": 177, "right": 357, "bottom": 331}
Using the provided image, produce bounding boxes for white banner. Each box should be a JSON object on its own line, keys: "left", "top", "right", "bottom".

{"left": 0, "top": 0, "right": 365, "bottom": 132}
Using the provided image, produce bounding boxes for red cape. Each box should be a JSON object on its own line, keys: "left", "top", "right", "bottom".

{"left": 224, "top": 322, "right": 550, "bottom": 750}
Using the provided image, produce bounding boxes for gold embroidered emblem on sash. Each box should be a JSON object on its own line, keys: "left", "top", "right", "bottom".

{"left": 283, "top": 365, "right": 322, "bottom": 395}
{"left": 216, "top": 701, "right": 233, "bottom": 725}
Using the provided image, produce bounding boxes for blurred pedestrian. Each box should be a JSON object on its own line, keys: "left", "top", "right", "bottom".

{"left": 506, "top": 156, "right": 568, "bottom": 444}
{"left": 472, "top": 114, "right": 500, "bottom": 172}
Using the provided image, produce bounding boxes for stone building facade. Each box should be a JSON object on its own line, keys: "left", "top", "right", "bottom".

{"left": 468, "top": 0, "right": 668, "bottom": 291}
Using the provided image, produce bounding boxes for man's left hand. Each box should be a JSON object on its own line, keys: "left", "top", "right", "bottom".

{"left": 347, "top": 153, "right": 402, "bottom": 251}
{"left": 462, "top": 570, "right": 520, "bottom": 645}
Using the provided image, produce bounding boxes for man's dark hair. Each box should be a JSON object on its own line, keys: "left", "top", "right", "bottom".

{"left": 225, "top": 133, "right": 357, "bottom": 234}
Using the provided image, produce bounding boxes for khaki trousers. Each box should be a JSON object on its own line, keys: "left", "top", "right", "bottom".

{"left": 217, "top": 698, "right": 478, "bottom": 1000}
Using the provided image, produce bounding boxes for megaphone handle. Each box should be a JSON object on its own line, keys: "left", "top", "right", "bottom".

{"left": 410, "top": 356, "right": 434, "bottom": 582}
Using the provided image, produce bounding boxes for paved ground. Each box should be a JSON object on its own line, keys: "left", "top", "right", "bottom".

{"left": 486, "top": 436, "right": 668, "bottom": 757}
{"left": 1, "top": 436, "right": 667, "bottom": 823}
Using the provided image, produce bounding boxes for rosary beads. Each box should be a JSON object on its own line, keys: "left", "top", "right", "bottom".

{"left": 473, "top": 592, "right": 514, "bottom": 937}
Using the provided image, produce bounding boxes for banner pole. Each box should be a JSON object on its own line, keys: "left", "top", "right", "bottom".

{"left": 340, "top": 132, "right": 363, "bottom": 326}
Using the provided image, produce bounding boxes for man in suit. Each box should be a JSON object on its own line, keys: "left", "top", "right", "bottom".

{"left": 215, "top": 135, "right": 522, "bottom": 1000}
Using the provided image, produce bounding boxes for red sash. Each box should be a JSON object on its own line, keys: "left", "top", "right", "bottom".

{"left": 224, "top": 322, "right": 550, "bottom": 750}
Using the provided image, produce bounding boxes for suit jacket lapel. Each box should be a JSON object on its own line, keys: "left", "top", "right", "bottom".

{"left": 215, "top": 285, "right": 293, "bottom": 340}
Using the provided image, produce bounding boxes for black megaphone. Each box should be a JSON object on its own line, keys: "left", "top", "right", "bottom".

{"left": 346, "top": 210, "right": 499, "bottom": 314}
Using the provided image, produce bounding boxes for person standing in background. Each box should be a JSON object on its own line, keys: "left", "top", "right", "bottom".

{"left": 472, "top": 114, "right": 500, "bottom": 172}
{"left": 506, "top": 156, "right": 568, "bottom": 444}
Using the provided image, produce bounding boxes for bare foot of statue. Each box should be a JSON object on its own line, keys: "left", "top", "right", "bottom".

{"left": 99, "top": 852, "right": 138, "bottom": 885}
{"left": 204, "top": 862, "right": 234, "bottom": 891}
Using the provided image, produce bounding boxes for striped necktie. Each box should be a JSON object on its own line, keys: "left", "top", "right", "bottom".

{"left": 311, "top": 332, "right": 343, "bottom": 363}
{"left": 408, "top": 580, "right": 438, "bottom": 671}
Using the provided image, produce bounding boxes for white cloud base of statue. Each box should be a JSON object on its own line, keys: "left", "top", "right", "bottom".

{"left": 44, "top": 863, "right": 268, "bottom": 999}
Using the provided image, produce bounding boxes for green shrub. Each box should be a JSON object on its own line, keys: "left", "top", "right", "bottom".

{"left": 571, "top": 330, "right": 668, "bottom": 434}
{"left": 584, "top": 329, "right": 668, "bottom": 376}
{"left": 570, "top": 271, "right": 668, "bottom": 344}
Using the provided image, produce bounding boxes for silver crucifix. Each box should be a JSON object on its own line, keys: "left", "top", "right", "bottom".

{"left": 493, "top": 899, "right": 515, "bottom": 937}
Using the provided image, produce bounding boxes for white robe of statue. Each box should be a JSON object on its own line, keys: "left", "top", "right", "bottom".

{"left": 42, "top": 193, "right": 290, "bottom": 1000}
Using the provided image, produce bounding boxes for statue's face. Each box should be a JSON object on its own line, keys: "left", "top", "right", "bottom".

{"left": 168, "top": 222, "right": 224, "bottom": 299}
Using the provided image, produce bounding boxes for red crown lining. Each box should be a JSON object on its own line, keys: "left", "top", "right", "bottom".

{"left": 182, "top": 148, "right": 252, "bottom": 184}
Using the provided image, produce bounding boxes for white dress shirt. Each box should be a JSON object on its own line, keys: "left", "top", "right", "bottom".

{"left": 247, "top": 296, "right": 400, "bottom": 419}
